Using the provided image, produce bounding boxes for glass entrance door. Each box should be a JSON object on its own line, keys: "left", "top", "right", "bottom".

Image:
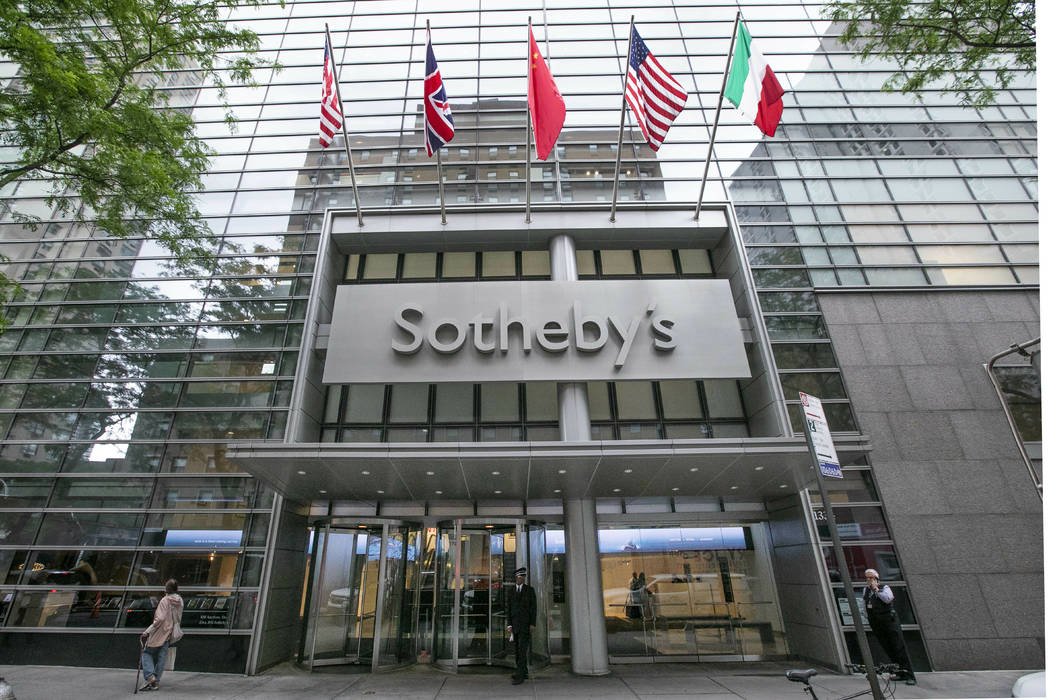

{"left": 433, "top": 519, "right": 548, "bottom": 670}
{"left": 299, "top": 520, "right": 419, "bottom": 671}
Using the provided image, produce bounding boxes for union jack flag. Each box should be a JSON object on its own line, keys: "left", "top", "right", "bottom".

{"left": 625, "top": 26, "right": 687, "bottom": 151}
{"left": 319, "top": 37, "right": 342, "bottom": 148}
{"left": 424, "top": 28, "right": 454, "bottom": 157}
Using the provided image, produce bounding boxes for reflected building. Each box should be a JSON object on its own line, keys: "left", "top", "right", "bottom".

{"left": 0, "top": 1, "right": 1039, "bottom": 676}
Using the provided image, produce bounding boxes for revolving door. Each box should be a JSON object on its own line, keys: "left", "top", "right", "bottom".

{"left": 299, "top": 519, "right": 420, "bottom": 671}
{"left": 433, "top": 518, "right": 549, "bottom": 670}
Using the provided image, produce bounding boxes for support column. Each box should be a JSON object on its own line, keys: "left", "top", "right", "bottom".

{"left": 549, "top": 234, "right": 590, "bottom": 441}
{"left": 563, "top": 497, "right": 609, "bottom": 675}
{"left": 549, "top": 234, "right": 607, "bottom": 674}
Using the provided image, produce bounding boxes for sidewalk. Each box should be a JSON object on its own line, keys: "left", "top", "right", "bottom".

{"left": 0, "top": 662, "right": 1035, "bottom": 700}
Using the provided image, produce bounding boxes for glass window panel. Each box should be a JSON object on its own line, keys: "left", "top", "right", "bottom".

{"left": 441, "top": 252, "right": 475, "bottom": 278}
{"left": 764, "top": 315, "right": 828, "bottom": 340}
{"left": 9, "top": 589, "right": 124, "bottom": 627}
{"left": 1002, "top": 245, "right": 1038, "bottom": 263}
{"left": 822, "top": 544, "right": 899, "bottom": 583}
{"left": 525, "top": 382, "right": 557, "bottom": 422}
{"left": 344, "top": 384, "right": 385, "bottom": 423}
{"left": 479, "top": 383, "right": 518, "bottom": 422}
{"left": 752, "top": 269, "right": 811, "bottom": 288}
{"left": 152, "top": 477, "right": 253, "bottom": 510}
{"left": 162, "top": 444, "right": 243, "bottom": 474}
{"left": 993, "top": 366, "right": 1041, "bottom": 442}
{"left": 809, "top": 469, "right": 879, "bottom": 506}
{"left": 575, "top": 250, "right": 597, "bottom": 277}
{"left": 856, "top": 246, "right": 918, "bottom": 264}
{"left": 865, "top": 268, "right": 928, "bottom": 286}
{"left": 139, "top": 512, "right": 247, "bottom": 547}
{"left": 704, "top": 380, "right": 745, "bottom": 418}
{"left": 916, "top": 246, "right": 1005, "bottom": 264}
{"left": 815, "top": 505, "right": 889, "bottom": 541}
{"left": 638, "top": 250, "right": 675, "bottom": 275}
{"left": 772, "top": 343, "right": 837, "bottom": 369}
{"left": 131, "top": 551, "right": 241, "bottom": 588}
{"left": 587, "top": 382, "right": 612, "bottom": 421}
{"left": 18, "top": 382, "right": 89, "bottom": 409}
{"left": 22, "top": 550, "right": 134, "bottom": 587}
{"left": 37, "top": 512, "right": 143, "bottom": 546}
{"left": 659, "top": 381, "right": 702, "bottom": 419}
{"left": 926, "top": 266, "right": 1016, "bottom": 286}
{"left": 1, "top": 550, "right": 31, "bottom": 584}
{"left": 49, "top": 479, "right": 153, "bottom": 508}
{"left": 0, "top": 512, "right": 42, "bottom": 545}
{"left": 481, "top": 251, "right": 516, "bottom": 278}
{"left": 388, "top": 384, "right": 428, "bottom": 423}
{"left": 614, "top": 381, "right": 657, "bottom": 420}
{"left": 749, "top": 247, "right": 804, "bottom": 265}
{"left": 401, "top": 252, "right": 436, "bottom": 279}
{"left": 780, "top": 372, "right": 847, "bottom": 399}
{"left": 678, "top": 249, "right": 712, "bottom": 274}
{"left": 345, "top": 254, "right": 360, "bottom": 280}
{"left": 323, "top": 385, "right": 342, "bottom": 422}
{"left": 434, "top": 382, "right": 473, "bottom": 423}
{"left": 169, "top": 411, "right": 265, "bottom": 439}
{"left": 362, "top": 253, "right": 397, "bottom": 279}
{"left": 181, "top": 381, "right": 272, "bottom": 408}
{"left": 758, "top": 291, "right": 819, "bottom": 312}
{"left": 521, "top": 250, "right": 550, "bottom": 277}
{"left": 907, "top": 224, "right": 992, "bottom": 243}
{"left": 599, "top": 250, "right": 636, "bottom": 276}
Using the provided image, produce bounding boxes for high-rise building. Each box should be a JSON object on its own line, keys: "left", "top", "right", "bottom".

{"left": 0, "top": 0, "right": 1039, "bottom": 676}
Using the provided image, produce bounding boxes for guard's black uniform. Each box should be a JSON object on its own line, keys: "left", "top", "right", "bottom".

{"left": 863, "top": 584, "right": 913, "bottom": 679}
{"left": 507, "top": 579, "right": 537, "bottom": 682}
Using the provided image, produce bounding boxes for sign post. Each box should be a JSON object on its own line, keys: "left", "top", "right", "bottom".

{"left": 799, "top": 392, "right": 884, "bottom": 700}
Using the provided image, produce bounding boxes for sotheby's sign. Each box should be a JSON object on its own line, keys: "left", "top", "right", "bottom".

{"left": 322, "top": 279, "right": 749, "bottom": 383}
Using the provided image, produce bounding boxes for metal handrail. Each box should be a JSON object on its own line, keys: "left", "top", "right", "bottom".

{"left": 984, "top": 337, "right": 1041, "bottom": 501}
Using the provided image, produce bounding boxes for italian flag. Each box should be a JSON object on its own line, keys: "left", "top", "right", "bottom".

{"left": 725, "top": 22, "right": 785, "bottom": 137}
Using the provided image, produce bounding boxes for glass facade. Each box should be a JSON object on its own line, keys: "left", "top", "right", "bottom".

{"left": 0, "top": 0, "right": 1035, "bottom": 673}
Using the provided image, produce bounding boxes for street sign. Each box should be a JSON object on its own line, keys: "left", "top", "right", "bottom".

{"left": 799, "top": 392, "right": 842, "bottom": 478}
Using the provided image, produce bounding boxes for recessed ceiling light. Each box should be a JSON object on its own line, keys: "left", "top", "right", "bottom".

{"left": 435, "top": 490, "right": 443, "bottom": 495}
{"left": 426, "top": 471, "right": 435, "bottom": 476}
{"left": 492, "top": 471, "right": 500, "bottom": 475}
{"left": 494, "top": 490, "right": 502, "bottom": 494}
{"left": 558, "top": 469, "right": 566, "bottom": 474}
{"left": 297, "top": 470, "right": 306, "bottom": 475}
{"left": 779, "top": 484, "right": 788, "bottom": 488}
{"left": 624, "top": 469, "right": 633, "bottom": 473}
{"left": 377, "top": 490, "right": 385, "bottom": 494}
{"left": 730, "top": 486, "right": 738, "bottom": 490}
{"left": 319, "top": 489, "right": 327, "bottom": 494}
{"left": 754, "top": 466, "right": 764, "bottom": 471}
{"left": 554, "top": 489, "right": 561, "bottom": 493}
{"left": 690, "top": 467, "right": 698, "bottom": 472}
{"left": 613, "top": 488, "right": 621, "bottom": 493}
{"left": 361, "top": 470, "right": 370, "bottom": 475}
{"left": 672, "top": 487, "right": 680, "bottom": 491}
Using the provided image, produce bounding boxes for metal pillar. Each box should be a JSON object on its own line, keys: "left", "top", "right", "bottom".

{"left": 562, "top": 497, "right": 609, "bottom": 675}
{"left": 549, "top": 234, "right": 591, "bottom": 441}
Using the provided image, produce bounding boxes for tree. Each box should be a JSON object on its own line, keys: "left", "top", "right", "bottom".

{"left": 824, "top": 0, "right": 1035, "bottom": 108}
{"left": 0, "top": 0, "right": 276, "bottom": 328}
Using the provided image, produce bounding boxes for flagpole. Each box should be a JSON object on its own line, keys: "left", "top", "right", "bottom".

{"left": 325, "top": 23, "right": 364, "bottom": 228}
{"left": 428, "top": 20, "right": 448, "bottom": 226}
{"left": 525, "top": 18, "right": 533, "bottom": 225}
{"left": 693, "top": 10, "right": 741, "bottom": 221}
{"left": 609, "top": 15, "right": 635, "bottom": 223}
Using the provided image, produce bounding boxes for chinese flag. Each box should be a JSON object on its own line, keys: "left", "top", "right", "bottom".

{"left": 527, "top": 27, "right": 565, "bottom": 161}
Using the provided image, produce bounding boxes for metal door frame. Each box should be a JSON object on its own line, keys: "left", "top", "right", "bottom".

{"left": 433, "top": 517, "right": 546, "bottom": 670}
{"left": 299, "top": 518, "right": 419, "bottom": 671}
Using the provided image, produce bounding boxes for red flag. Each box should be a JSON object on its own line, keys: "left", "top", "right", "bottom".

{"left": 527, "top": 27, "right": 565, "bottom": 161}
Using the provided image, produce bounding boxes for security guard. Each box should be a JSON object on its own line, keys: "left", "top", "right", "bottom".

{"left": 506, "top": 566, "right": 536, "bottom": 685}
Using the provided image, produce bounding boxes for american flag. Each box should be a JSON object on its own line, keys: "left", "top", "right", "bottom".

{"left": 424, "top": 28, "right": 454, "bottom": 157}
{"left": 319, "top": 37, "right": 342, "bottom": 148}
{"left": 625, "top": 26, "right": 687, "bottom": 151}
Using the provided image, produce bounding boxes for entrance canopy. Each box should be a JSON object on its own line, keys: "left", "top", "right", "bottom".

{"left": 226, "top": 436, "right": 871, "bottom": 502}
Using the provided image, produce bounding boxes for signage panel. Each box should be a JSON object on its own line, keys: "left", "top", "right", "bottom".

{"left": 323, "top": 279, "right": 750, "bottom": 383}
{"left": 799, "top": 392, "right": 843, "bottom": 478}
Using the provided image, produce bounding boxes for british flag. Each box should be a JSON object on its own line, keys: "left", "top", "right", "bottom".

{"left": 319, "top": 37, "right": 342, "bottom": 148}
{"left": 424, "top": 28, "right": 454, "bottom": 157}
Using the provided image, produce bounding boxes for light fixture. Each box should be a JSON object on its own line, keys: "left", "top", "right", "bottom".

{"left": 558, "top": 469, "right": 566, "bottom": 474}
{"left": 377, "top": 490, "right": 385, "bottom": 494}
{"left": 624, "top": 469, "right": 633, "bottom": 473}
{"left": 672, "top": 487, "right": 680, "bottom": 492}
{"left": 754, "top": 466, "right": 764, "bottom": 471}
{"left": 426, "top": 471, "right": 435, "bottom": 476}
{"left": 554, "top": 489, "right": 561, "bottom": 493}
{"left": 296, "top": 470, "right": 306, "bottom": 475}
{"left": 435, "top": 490, "right": 443, "bottom": 495}
{"left": 319, "top": 489, "right": 327, "bottom": 494}
{"left": 730, "top": 486, "right": 738, "bottom": 490}
{"left": 494, "top": 490, "right": 502, "bottom": 494}
{"left": 485, "top": 525, "right": 494, "bottom": 529}
{"left": 491, "top": 471, "right": 500, "bottom": 475}
{"left": 689, "top": 467, "right": 698, "bottom": 472}
{"left": 613, "top": 488, "right": 621, "bottom": 493}
{"left": 361, "top": 470, "right": 370, "bottom": 475}
{"left": 779, "top": 484, "right": 788, "bottom": 488}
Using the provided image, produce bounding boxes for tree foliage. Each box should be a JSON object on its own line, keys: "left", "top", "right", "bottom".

{"left": 824, "top": 0, "right": 1035, "bottom": 108}
{"left": 0, "top": 0, "right": 274, "bottom": 288}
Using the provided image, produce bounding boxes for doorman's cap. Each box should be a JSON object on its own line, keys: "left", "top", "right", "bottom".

{"left": 514, "top": 567, "right": 527, "bottom": 576}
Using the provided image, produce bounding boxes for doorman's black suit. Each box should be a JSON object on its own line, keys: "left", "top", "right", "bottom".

{"left": 507, "top": 583, "right": 537, "bottom": 681}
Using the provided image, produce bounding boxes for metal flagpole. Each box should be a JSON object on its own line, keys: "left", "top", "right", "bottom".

{"left": 428, "top": 20, "right": 448, "bottom": 225}
{"left": 609, "top": 15, "right": 634, "bottom": 223}
{"left": 325, "top": 23, "right": 364, "bottom": 228}
{"left": 693, "top": 11, "right": 740, "bottom": 221}
{"left": 525, "top": 18, "right": 533, "bottom": 224}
